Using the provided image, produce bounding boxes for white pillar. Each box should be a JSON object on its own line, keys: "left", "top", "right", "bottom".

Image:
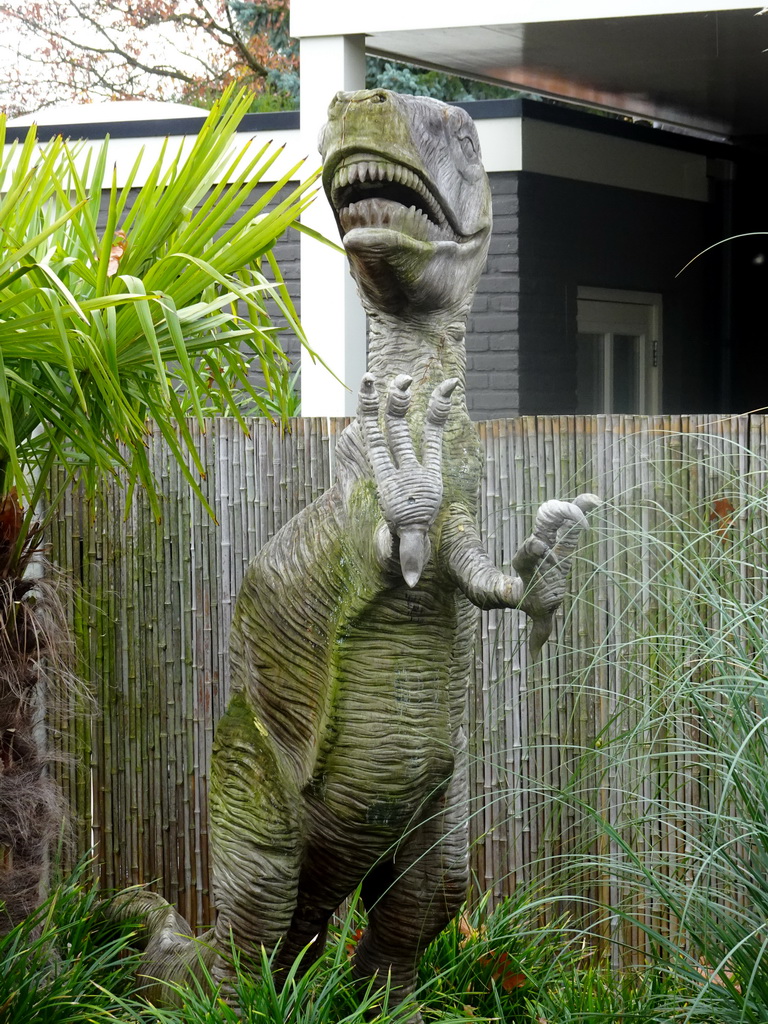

{"left": 298, "top": 35, "right": 367, "bottom": 417}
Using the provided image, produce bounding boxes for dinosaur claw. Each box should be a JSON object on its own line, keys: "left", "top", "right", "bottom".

{"left": 573, "top": 492, "right": 601, "bottom": 514}
{"left": 425, "top": 378, "right": 457, "bottom": 427}
{"left": 388, "top": 375, "right": 413, "bottom": 418}
{"left": 528, "top": 614, "right": 554, "bottom": 660}
{"left": 358, "top": 373, "right": 381, "bottom": 421}
{"left": 399, "top": 529, "right": 431, "bottom": 588}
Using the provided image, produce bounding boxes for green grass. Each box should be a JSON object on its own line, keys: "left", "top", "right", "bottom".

{"left": 535, "top": 431, "right": 768, "bottom": 1023}
{"left": 0, "top": 865, "right": 700, "bottom": 1023}
{"left": 416, "top": 890, "right": 580, "bottom": 1022}
{"left": 0, "top": 868, "right": 603, "bottom": 1022}
{"left": 0, "top": 866, "right": 156, "bottom": 1022}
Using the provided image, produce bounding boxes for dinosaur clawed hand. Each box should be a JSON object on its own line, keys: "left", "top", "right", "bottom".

{"left": 358, "top": 372, "right": 457, "bottom": 587}
{"left": 512, "top": 493, "right": 600, "bottom": 657}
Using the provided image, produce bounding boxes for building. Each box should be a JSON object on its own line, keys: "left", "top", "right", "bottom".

{"left": 8, "top": 4, "right": 768, "bottom": 418}
{"left": 292, "top": 1, "right": 768, "bottom": 418}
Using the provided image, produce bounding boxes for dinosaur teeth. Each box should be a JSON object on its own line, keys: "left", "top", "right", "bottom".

{"left": 394, "top": 165, "right": 415, "bottom": 188}
{"left": 339, "top": 198, "right": 436, "bottom": 241}
{"left": 332, "top": 160, "right": 447, "bottom": 223}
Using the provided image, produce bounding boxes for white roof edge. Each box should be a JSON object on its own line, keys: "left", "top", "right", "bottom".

{"left": 291, "top": 0, "right": 761, "bottom": 36}
{"left": 8, "top": 100, "right": 210, "bottom": 127}
{"left": 2, "top": 108, "right": 718, "bottom": 199}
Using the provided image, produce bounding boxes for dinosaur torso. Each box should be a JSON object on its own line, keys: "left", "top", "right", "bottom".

{"left": 228, "top": 406, "right": 480, "bottom": 841}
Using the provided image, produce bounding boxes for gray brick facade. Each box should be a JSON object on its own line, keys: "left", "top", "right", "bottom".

{"left": 515, "top": 171, "right": 717, "bottom": 415}
{"left": 465, "top": 173, "right": 520, "bottom": 419}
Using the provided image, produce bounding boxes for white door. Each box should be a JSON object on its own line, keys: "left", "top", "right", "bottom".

{"left": 576, "top": 287, "right": 662, "bottom": 415}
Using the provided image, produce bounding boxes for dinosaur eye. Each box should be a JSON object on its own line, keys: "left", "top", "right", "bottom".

{"left": 458, "top": 134, "right": 476, "bottom": 160}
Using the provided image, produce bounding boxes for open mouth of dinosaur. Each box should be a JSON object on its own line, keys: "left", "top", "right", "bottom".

{"left": 330, "top": 155, "right": 461, "bottom": 244}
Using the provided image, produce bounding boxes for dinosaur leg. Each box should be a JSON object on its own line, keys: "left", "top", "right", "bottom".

{"left": 351, "top": 774, "right": 469, "bottom": 1022}
{"left": 107, "top": 685, "right": 305, "bottom": 1009}
{"left": 275, "top": 832, "right": 385, "bottom": 974}
{"left": 271, "top": 853, "right": 342, "bottom": 975}
{"left": 209, "top": 691, "right": 302, "bottom": 982}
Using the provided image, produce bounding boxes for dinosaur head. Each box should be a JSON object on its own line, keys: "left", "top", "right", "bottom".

{"left": 320, "top": 90, "right": 492, "bottom": 318}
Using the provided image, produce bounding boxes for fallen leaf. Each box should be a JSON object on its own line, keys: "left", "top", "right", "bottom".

{"left": 106, "top": 230, "right": 128, "bottom": 276}
{"left": 478, "top": 950, "right": 527, "bottom": 991}
{"left": 709, "top": 497, "right": 734, "bottom": 542}
{"left": 458, "top": 912, "right": 484, "bottom": 945}
{"left": 345, "top": 926, "right": 364, "bottom": 958}
{"left": 501, "top": 971, "right": 527, "bottom": 992}
{"left": 697, "top": 956, "right": 742, "bottom": 994}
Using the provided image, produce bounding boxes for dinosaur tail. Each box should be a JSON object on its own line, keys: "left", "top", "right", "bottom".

{"left": 107, "top": 890, "right": 222, "bottom": 1006}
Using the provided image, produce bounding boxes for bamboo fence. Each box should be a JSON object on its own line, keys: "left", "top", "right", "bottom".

{"left": 46, "top": 414, "right": 766, "bottom": 939}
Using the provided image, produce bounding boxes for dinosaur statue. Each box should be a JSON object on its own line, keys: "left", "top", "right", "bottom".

{"left": 118, "top": 90, "right": 597, "bottom": 1019}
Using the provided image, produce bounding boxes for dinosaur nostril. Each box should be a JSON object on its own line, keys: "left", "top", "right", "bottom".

{"left": 351, "top": 90, "right": 387, "bottom": 105}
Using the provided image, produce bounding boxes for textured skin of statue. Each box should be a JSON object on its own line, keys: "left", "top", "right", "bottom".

{"left": 118, "top": 91, "right": 597, "bottom": 1020}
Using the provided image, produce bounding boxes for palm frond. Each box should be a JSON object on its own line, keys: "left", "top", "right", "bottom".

{"left": 0, "top": 86, "right": 327, "bottom": 528}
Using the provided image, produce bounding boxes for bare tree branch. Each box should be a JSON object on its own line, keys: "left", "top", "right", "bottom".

{"left": 0, "top": 0, "right": 295, "bottom": 116}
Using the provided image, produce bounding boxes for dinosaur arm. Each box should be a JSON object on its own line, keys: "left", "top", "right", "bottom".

{"left": 439, "top": 495, "right": 599, "bottom": 656}
{"left": 439, "top": 505, "right": 525, "bottom": 609}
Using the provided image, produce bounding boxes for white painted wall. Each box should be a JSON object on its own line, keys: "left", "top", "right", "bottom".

{"left": 4, "top": 100, "right": 304, "bottom": 188}
{"left": 522, "top": 120, "right": 709, "bottom": 202}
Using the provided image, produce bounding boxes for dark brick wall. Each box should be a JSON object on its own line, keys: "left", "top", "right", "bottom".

{"left": 515, "top": 171, "right": 720, "bottom": 415}
{"left": 224, "top": 185, "right": 302, "bottom": 393}
{"left": 261, "top": 204, "right": 302, "bottom": 372}
{"left": 466, "top": 173, "right": 521, "bottom": 419}
{"left": 729, "top": 154, "right": 768, "bottom": 414}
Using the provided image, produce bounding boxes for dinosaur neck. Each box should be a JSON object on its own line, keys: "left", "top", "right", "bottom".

{"left": 365, "top": 305, "right": 482, "bottom": 506}
{"left": 367, "top": 310, "right": 468, "bottom": 402}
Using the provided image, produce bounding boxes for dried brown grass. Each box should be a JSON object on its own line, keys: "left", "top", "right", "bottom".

{"left": 0, "top": 530, "right": 82, "bottom": 931}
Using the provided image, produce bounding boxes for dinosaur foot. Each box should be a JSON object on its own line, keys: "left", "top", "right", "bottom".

{"left": 105, "top": 888, "right": 221, "bottom": 1006}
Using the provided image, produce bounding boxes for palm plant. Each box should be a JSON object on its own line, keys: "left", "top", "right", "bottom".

{"left": 0, "top": 88, "right": 320, "bottom": 929}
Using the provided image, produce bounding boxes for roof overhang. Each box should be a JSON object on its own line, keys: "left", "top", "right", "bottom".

{"left": 291, "top": 2, "right": 768, "bottom": 140}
